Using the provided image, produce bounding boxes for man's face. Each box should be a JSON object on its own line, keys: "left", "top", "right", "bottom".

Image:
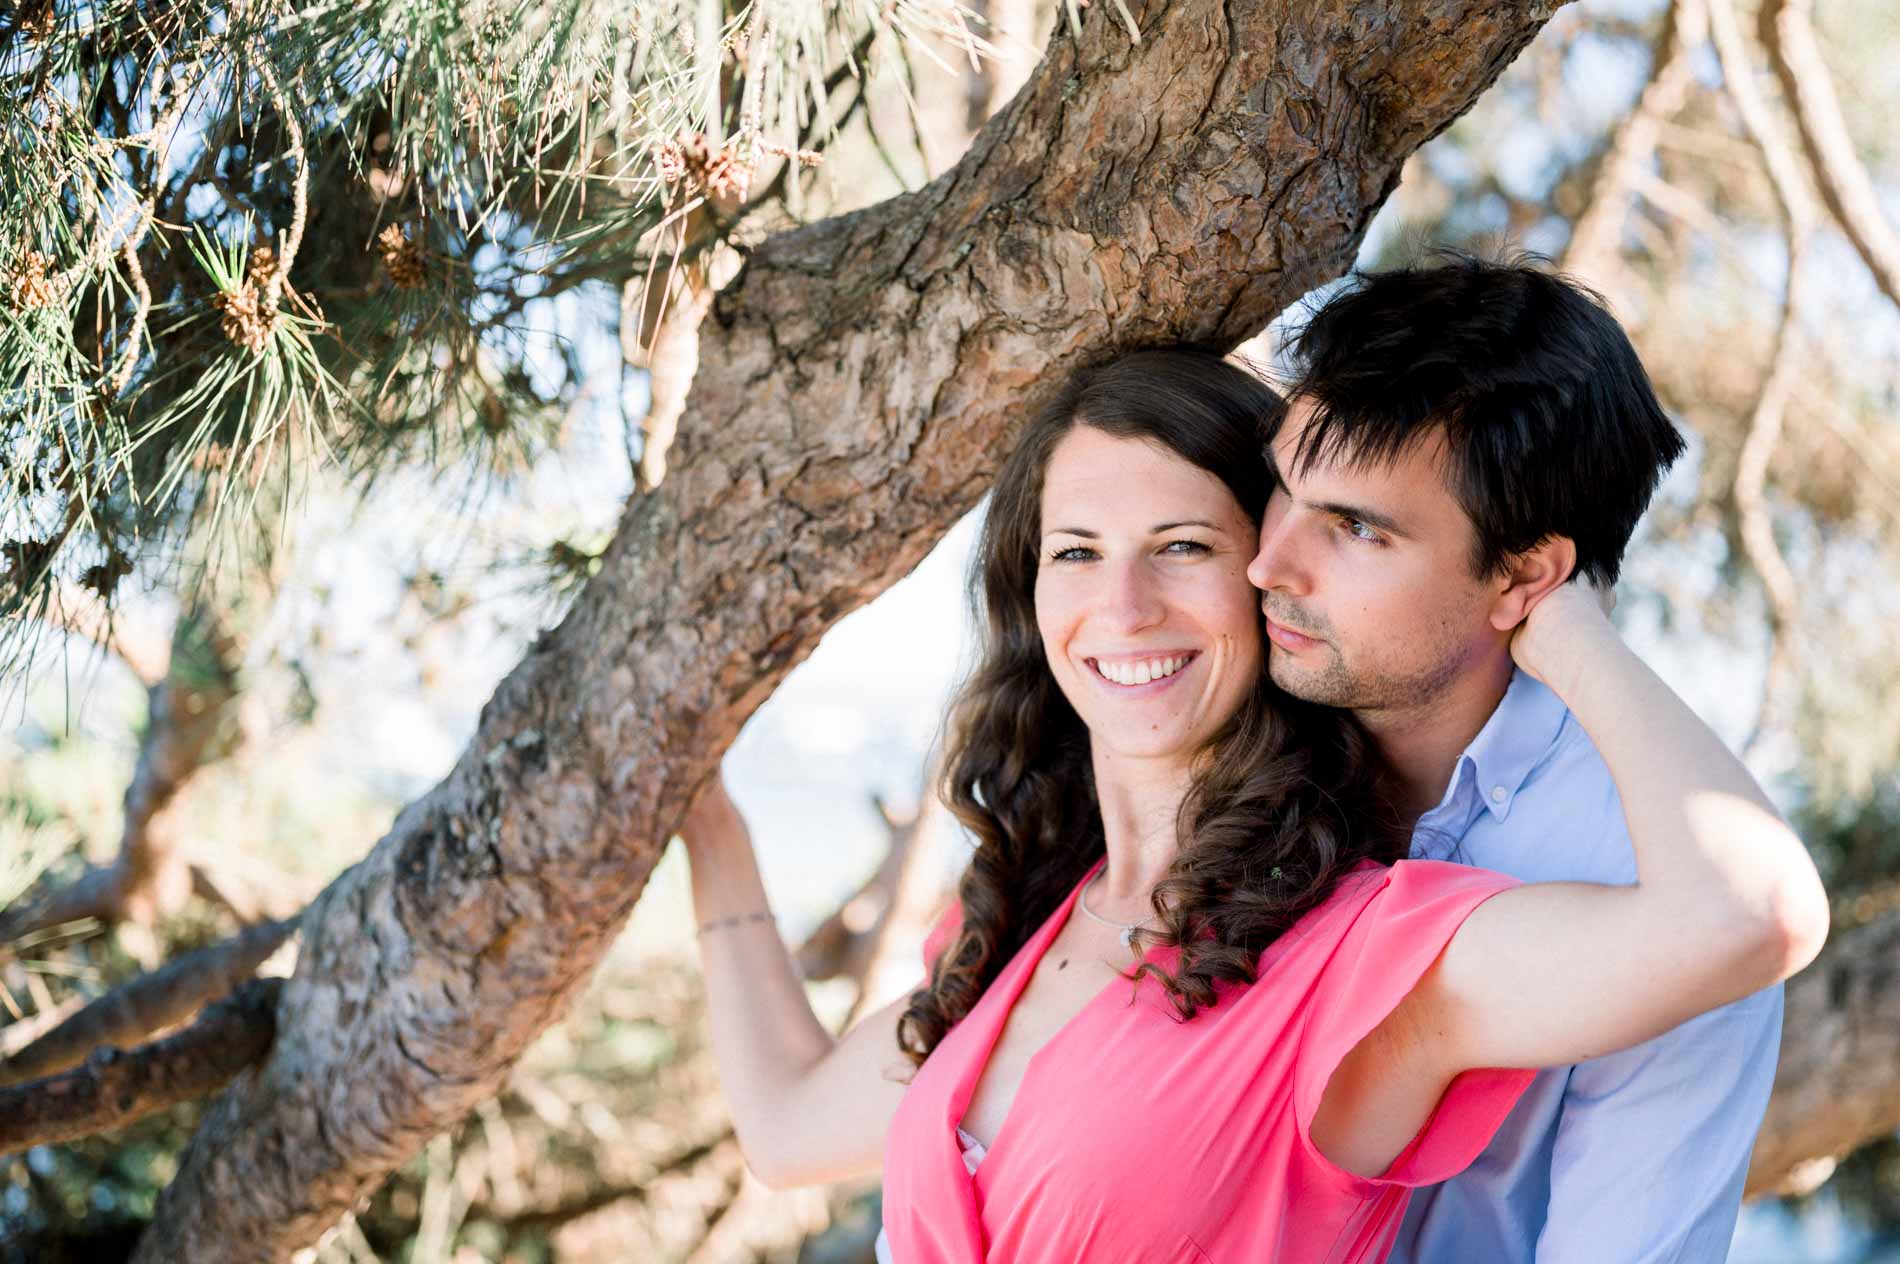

{"left": 1245, "top": 397, "right": 1502, "bottom": 716}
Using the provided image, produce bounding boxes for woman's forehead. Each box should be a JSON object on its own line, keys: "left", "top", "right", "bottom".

{"left": 1040, "top": 429, "right": 1237, "bottom": 524}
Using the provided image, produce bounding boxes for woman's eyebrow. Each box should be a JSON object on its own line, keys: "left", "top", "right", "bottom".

{"left": 1044, "top": 520, "right": 1223, "bottom": 538}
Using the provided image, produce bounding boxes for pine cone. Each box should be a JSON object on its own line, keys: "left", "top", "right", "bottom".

{"left": 656, "top": 132, "right": 723, "bottom": 194}
{"left": 80, "top": 547, "right": 134, "bottom": 601}
{"left": 247, "top": 245, "right": 279, "bottom": 290}
{"left": 9, "top": 250, "right": 59, "bottom": 311}
{"left": 377, "top": 224, "right": 426, "bottom": 288}
{"left": 213, "top": 279, "right": 276, "bottom": 352}
{"left": 703, "top": 147, "right": 752, "bottom": 201}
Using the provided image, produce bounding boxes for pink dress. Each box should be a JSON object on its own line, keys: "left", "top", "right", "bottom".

{"left": 880, "top": 856, "right": 1533, "bottom": 1264}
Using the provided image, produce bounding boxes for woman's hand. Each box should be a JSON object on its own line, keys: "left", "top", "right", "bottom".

{"left": 1508, "top": 578, "right": 1619, "bottom": 701}
{"left": 681, "top": 770, "right": 745, "bottom": 857}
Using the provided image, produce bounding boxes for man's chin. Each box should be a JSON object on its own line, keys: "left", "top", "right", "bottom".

{"left": 1267, "top": 657, "right": 1354, "bottom": 709}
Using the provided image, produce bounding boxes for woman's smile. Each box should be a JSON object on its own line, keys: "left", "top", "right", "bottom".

{"left": 1085, "top": 650, "right": 1201, "bottom": 691}
{"left": 1034, "top": 426, "right": 1263, "bottom": 766}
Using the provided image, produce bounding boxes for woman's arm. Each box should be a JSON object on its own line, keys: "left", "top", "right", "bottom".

{"left": 1311, "top": 584, "right": 1829, "bottom": 1177}
{"left": 681, "top": 777, "right": 920, "bottom": 1189}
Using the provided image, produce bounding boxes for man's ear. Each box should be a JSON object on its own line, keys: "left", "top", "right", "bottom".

{"left": 1489, "top": 535, "right": 1577, "bottom": 632}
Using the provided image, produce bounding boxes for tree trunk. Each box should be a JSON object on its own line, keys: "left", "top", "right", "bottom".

{"left": 133, "top": 2, "right": 1566, "bottom": 1257}
{"left": 1747, "top": 910, "right": 1900, "bottom": 1197}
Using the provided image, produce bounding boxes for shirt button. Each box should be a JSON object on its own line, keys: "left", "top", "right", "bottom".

{"left": 1489, "top": 786, "right": 1508, "bottom": 805}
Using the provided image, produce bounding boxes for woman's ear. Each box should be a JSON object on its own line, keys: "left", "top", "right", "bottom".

{"left": 1489, "top": 535, "right": 1577, "bottom": 632}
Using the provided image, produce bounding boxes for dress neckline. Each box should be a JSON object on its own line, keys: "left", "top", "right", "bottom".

{"left": 951, "top": 855, "right": 1155, "bottom": 1171}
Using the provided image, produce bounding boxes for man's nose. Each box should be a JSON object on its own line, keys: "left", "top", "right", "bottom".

{"left": 1247, "top": 502, "right": 1306, "bottom": 596}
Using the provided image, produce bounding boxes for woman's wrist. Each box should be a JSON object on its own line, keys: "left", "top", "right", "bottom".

{"left": 698, "top": 908, "right": 779, "bottom": 935}
{"left": 1509, "top": 582, "right": 1622, "bottom": 704}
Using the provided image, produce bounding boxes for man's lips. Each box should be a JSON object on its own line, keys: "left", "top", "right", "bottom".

{"left": 1264, "top": 616, "right": 1323, "bottom": 652}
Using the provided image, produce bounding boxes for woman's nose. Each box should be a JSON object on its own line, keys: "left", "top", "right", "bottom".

{"left": 1101, "top": 559, "right": 1165, "bottom": 631}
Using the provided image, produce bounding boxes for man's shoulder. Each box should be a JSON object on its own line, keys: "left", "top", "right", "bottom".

{"left": 1522, "top": 710, "right": 1616, "bottom": 794}
{"left": 1464, "top": 712, "right": 1636, "bottom": 885}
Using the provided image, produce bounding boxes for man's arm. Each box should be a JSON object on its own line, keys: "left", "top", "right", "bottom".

{"left": 1535, "top": 984, "right": 1783, "bottom": 1264}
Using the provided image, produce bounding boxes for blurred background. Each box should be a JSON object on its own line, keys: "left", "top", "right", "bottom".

{"left": 3, "top": 0, "right": 1897, "bottom": 1259}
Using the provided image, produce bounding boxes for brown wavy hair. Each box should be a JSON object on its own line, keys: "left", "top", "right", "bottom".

{"left": 897, "top": 347, "right": 1407, "bottom": 1068}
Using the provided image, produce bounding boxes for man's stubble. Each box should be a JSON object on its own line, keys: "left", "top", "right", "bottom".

{"left": 1263, "top": 599, "right": 1478, "bottom": 716}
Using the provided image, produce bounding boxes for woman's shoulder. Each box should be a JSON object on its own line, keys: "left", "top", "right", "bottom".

{"left": 1320, "top": 857, "right": 1521, "bottom": 907}
{"left": 1288, "top": 858, "right": 1522, "bottom": 953}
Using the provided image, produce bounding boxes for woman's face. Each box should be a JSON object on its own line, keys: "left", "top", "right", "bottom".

{"left": 1034, "top": 425, "right": 1265, "bottom": 769}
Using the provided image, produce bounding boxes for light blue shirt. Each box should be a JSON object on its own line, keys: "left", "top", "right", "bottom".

{"left": 1390, "top": 671, "right": 1784, "bottom": 1264}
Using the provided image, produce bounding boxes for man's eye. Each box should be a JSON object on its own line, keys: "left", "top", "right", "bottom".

{"left": 1342, "top": 519, "right": 1383, "bottom": 544}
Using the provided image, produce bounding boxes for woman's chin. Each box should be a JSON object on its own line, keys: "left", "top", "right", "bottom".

{"left": 1088, "top": 730, "right": 1203, "bottom": 768}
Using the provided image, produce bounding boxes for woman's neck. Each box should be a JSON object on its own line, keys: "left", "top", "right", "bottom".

{"left": 1088, "top": 747, "right": 1191, "bottom": 906}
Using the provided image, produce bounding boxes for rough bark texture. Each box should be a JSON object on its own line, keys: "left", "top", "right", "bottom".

{"left": 133, "top": 3, "right": 1567, "bottom": 1258}
{"left": 1748, "top": 912, "right": 1900, "bottom": 1196}
{"left": 0, "top": 978, "right": 280, "bottom": 1157}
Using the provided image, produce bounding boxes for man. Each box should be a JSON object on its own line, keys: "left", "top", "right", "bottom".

{"left": 1246, "top": 252, "right": 1782, "bottom": 1262}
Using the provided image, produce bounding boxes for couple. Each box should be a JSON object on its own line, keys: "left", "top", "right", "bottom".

{"left": 680, "top": 255, "right": 1827, "bottom": 1263}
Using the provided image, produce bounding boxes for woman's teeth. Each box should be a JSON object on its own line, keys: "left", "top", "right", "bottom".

{"left": 1094, "top": 654, "right": 1191, "bottom": 686}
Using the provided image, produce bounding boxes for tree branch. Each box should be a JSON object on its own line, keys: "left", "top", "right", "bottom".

{"left": 464, "top": 1131, "right": 733, "bottom": 1236}
{"left": 133, "top": 6, "right": 1569, "bottom": 1258}
{"left": 794, "top": 778, "right": 954, "bottom": 1028}
{"left": 0, "top": 917, "right": 294, "bottom": 1086}
{"left": 36, "top": 580, "right": 171, "bottom": 688}
{"left": 0, "top": 606, "right": 243, "bottom": 949}
{"left": 1707, "top": 0, "right": 1816, "bottom": 755}
{"left": 1560, "top": 0, "right": 1705, "bottom": 284}
{"left": 1760, "top": 0, "right": 1900, "bottom": 311}
{"left": 0, "top": 977, "right": 282, "bottom": 1158}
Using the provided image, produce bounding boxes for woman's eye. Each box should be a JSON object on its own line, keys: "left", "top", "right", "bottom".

{"left": 1049, "top": 546, "right": 1097, "bottom": 562}
{"left": 1163, "top": 539, "right": 1210, "bottom": 555}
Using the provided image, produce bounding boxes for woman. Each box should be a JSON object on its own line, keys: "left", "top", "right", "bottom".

{"left": 680, "top": 348, "right": 1826, "bottom": 1262}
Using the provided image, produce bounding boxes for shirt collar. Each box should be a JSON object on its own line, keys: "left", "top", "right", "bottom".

{"left": 1424, "top": 669, "right": 1571, "bottom": 826}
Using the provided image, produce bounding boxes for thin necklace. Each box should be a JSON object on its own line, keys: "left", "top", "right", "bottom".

{"left": 1078, "top": 869, "right": 1157, "bottom": 950}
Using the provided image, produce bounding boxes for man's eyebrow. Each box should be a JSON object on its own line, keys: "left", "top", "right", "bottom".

{"left": 1309, "top": 499, "right": 1409, "bottom": 537}
{"left": 1044, "top": 519, "right": 1225, "bottom": 538}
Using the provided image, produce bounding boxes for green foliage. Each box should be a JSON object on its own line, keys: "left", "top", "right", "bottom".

{"left": 0, "top": 0, "right": 993, "bottom": 682}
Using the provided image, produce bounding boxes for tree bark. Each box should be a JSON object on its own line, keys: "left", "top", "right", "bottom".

{"left": 133, "top": 3, "right": 1566, "bottom": 1258}
{"left": 1748, "top": 911, "right": 1900, "bottom": 1197}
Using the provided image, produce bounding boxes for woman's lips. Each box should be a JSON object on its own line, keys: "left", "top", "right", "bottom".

{"left": 1085, "top": 651, "right": 1199, "bottom": 693}
{"left": 1265, "top": 617, "right": 1323, "bottom": 653}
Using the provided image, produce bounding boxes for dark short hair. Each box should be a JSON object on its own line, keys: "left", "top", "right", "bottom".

{"left": 1282, "top": 251, "right": 1686, "bottom": 585}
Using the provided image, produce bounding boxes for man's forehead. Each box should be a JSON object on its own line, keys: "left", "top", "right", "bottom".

{"left": 1272, "top": 397, "right": 1452, "bottom": 487}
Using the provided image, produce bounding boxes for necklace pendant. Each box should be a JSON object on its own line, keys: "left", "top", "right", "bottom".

{"left": 1120, "top": 926, "right": 1136, "bottom": 950}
